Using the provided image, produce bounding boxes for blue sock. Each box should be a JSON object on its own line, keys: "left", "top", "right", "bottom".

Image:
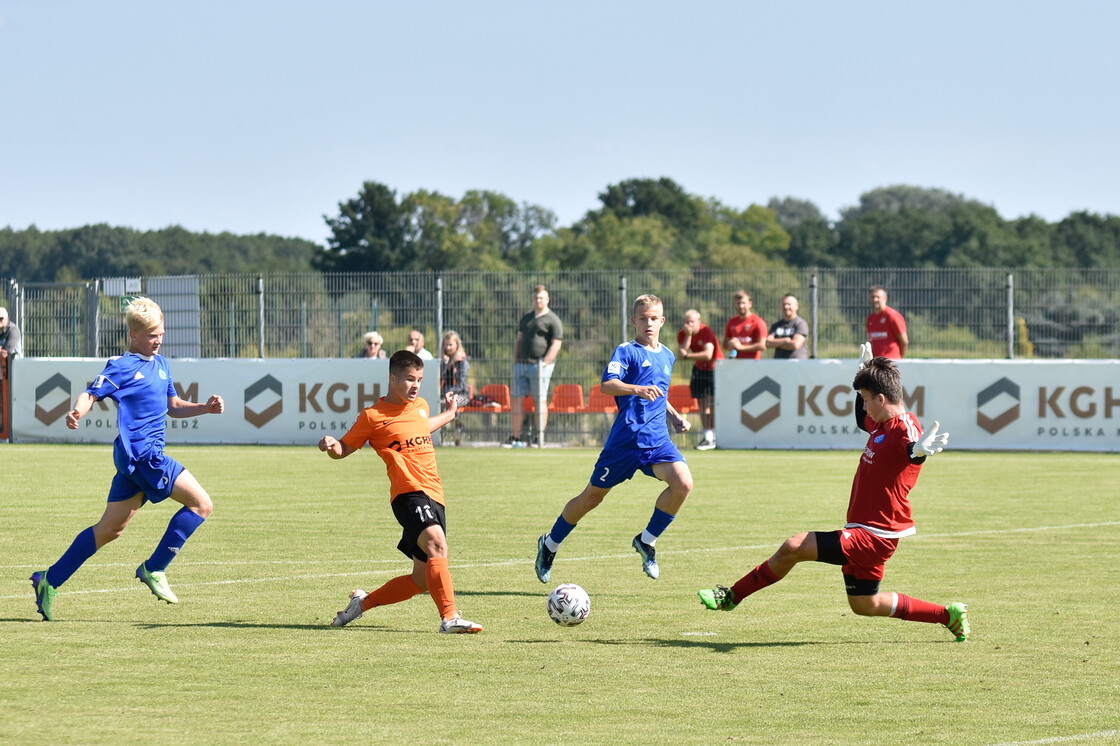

{"left": 147, "top": 507, "right": 205, "bottom": 572}
{"left": 641, "top": 508, "right": 675, "bottom": 544}
{"left": 547, "top": 515, "right": 576, "bottom": 547}
{"left": 47, "top": 526, "right": 98, "bottom": 588}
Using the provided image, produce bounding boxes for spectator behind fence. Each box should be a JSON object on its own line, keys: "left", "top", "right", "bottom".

{"left": 723, "top": 290, "right": 767, "bottom": 360}
{"left": 677, "top": 309, "right": 723, "bottom": 450}
{"left": 506, "top": 285, "right": 563, "bottom": 448}
{"left": 440, "top": 330, "right": 471, "bottom": 408}
{"left": 406, "top": 330, "right": 434, "bottom": 360}
{"left": 0, "top": 306, "right": 22, "bottom": 372}
{"left": 866, "top": 286, "right": 908, "bottom": 359}
{"left": 355, "top": 331, "right": 387, "bottom": 359}
{"left": 766, "top": 294, "right": 809, "bottom": 359}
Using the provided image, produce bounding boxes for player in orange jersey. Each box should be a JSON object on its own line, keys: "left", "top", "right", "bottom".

{"left": 318, "top": 349, "right": 482, "bottom": 634}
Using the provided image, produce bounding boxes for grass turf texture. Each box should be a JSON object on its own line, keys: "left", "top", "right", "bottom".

{"left": 1, "top": 444, "right": 1118, "bottom": 745}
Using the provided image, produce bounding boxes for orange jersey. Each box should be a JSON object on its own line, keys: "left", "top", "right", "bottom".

{"left": 340, "top": 396, "right": 445, "bottom": 505}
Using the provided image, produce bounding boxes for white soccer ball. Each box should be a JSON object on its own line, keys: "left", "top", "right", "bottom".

{"left": 547, "top": 583, "right": 590, "bottom": 626}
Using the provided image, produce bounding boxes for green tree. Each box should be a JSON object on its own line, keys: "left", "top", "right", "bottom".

{"left": 1052, "top": 211, "right": 1120, "bottom": 267}
{"left": 316, "top": 181, "right": 407, "bottom": 272}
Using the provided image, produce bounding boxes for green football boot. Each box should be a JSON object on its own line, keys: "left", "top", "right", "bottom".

{"left": 136, "top": 562, "right": 179, "bottom": 604}
{"left": 946, "top": 602, "right": 970, "bottom": 642}
{"left": 31, "top": 571, "right": 57, "bottom": 622}
{"left": 698, "top": 585, "right": 737, "bottom": 611}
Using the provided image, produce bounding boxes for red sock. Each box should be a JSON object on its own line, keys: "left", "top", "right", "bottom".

{"left": 425, "top": 557, "right": 458, "bottom": 621}
{"left": 891, "top": 594, "right": 949, "bottom": 625}
{"left": 361, "top": 574, "right": 424, "bottom": 612}
{"left": 730, "top": 561, "right": 780, "bottom": 603}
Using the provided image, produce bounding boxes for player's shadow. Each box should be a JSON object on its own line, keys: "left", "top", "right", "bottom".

{"left": 135, "top": 621, "right": 346, "bottom": 631}
{"left": 587, "top": 637, "right": 941, "bottom": 653}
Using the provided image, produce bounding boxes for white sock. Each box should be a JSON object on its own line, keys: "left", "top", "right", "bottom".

{"left": 640, "top": 530, "right": 657, "bottom": 546}
{"left": 544, "top": 536, "right": 561, "bottom": 553}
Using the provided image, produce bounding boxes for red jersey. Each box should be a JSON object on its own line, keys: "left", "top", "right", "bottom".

{"left": 866, "top": 306, "right": 907, "bottom": 359}
{"left": 677, "top": 324, "right": 723, "bottom": 371}
{"left": 846, "top": 411, "right": 923, "bottom": 538}
{"left": 723, "top": 314, "right": 768, "bottom": 360}
{"left": 340, "top": 396, "right": 445, "bottom": 505}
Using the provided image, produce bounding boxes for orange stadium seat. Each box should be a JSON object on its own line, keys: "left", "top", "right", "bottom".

{"left": 549, "top": 383, "right": 585, "bottom": 413}
{"left": 585, "top": 383, "right": 617, "bottom": 412}
{"left": 462, "top": 383, "right": 511, "bottom": 412}
{"left": 668, "top": 384, "right": 699, "bottom": 414}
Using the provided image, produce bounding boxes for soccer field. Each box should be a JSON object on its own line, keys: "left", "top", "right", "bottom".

{"left": 2, "top": 445, "right": 1118, "bottom": 745}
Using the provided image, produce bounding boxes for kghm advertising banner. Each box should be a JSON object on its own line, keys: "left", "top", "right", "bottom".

{"left": 10, "top": 359, "right": 439, "bottom": 446}
{"left": 714, "top": 359, "right": 1120, "bottom": 452}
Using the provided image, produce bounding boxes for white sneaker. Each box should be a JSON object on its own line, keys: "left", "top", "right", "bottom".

{"left": 438, "top": 613, "right": 483, "bottom": 634}
{"left": 330, "top": 589, "right": 367, "bottom": 627}
{"left": 696, "top": 437, "right": 717, "bottom": 451}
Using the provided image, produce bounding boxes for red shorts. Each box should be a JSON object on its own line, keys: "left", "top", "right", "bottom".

{"left": 838, "top": 527, "right": 898, "bottom": 581}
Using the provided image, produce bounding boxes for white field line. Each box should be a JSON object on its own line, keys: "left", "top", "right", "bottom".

{"left": 3, "top": 520, "right": 1118, "bottom": 600}
{"left": 988, "top": 730, "right": 1119, "bottom": 746}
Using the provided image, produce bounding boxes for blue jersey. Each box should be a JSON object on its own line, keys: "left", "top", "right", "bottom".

{"left": 87, "top": 352, "right": 176, "bottom": 463}
{"left": 602, "top": 340, "right": 676, "bottom": 452}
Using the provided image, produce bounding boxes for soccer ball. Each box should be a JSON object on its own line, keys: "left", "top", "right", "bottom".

{"left": 547, "top": 583, "right": 590, "bottom": 626}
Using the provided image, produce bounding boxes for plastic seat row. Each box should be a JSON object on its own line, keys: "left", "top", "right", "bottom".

{"left": 461, "top": 383, "right": 699, "bottom": 414}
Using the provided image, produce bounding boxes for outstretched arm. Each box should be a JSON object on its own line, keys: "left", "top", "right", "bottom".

{"left": 168, "top": 394, "right": 225, "bottom": 418}
{"left": 909, "top": 421, "right": 949, "bottom": 462}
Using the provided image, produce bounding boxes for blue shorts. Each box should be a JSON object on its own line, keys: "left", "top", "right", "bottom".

{"left": 588, "top": 440, "right": 684, "bottom": 489}
{"left": 511, "top": 361, "right": 555, "bottom": 400}
{"left": 108, "top": 446, "right": 184, "bottom": 504}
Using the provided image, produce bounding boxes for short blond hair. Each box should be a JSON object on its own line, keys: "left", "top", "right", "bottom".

{"left": 632, "top": 294, "right": 663, "bottom": 316}
{"left": 125, "top": 297, "right": 163, "bottom": 332}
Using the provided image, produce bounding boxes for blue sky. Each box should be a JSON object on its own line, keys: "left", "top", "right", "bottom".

{"left": 3, "top": 1, "right": 1118, "bottom": 246}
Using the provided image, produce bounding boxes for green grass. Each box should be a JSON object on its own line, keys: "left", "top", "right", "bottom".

{"left": 2, "top": 445, "right": 1118, "bottom": 745}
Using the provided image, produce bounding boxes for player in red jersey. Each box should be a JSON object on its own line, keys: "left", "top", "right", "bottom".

{"left": 319, "top": 350, "right": 482, "bottom": 634}
{"left": 866, "top": 285, "right": 908, "bottom": 359}
{"left": 697, "top": 344, "right": 969, "bottom": 641}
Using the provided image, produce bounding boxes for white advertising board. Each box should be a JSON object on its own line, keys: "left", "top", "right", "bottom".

{"left": 10, "top": 358, "right": 441, "bottom": 445}
{"left": 714, "top": 359, "right": 1120, "bottom": 452}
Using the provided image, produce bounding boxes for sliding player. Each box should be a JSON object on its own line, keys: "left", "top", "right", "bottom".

{"left": 698, "top": 344, "right": 969, "bottom": 642}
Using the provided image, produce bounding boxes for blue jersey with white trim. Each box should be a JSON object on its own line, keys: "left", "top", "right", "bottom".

{"left": 87, "top": 352, "right": 176, "bottom": 462}
{"left": 602, "top": 340, "right": 676, "bottom": 451}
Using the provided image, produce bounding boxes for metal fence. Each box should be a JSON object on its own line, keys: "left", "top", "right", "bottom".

{"left": 6, "top": 268, "right": 1119, "bottom": 445}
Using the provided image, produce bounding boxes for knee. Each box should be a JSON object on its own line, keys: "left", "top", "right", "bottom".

{"left": 422, "top": 535, "right": 448, "bottom": 559}
{"left": 93, "top": 523, "right": 126, "bottom": 547}
{"left": 847, "top": 595, "right": 878, "bottom": 616}
{"left": 775, "top": 533, "right": 811, "bottom": 563}
{"left": 193, "top": 493, "right": 214, "bottom": 519}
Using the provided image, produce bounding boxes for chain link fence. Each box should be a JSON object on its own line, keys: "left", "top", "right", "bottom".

{"left": 8, "top": 268, "right": 1120, "bottom": 445}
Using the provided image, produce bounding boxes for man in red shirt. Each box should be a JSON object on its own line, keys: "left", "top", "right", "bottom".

{"left": 722, "top": 290, "right": 767, "bottom": 360}
{"left": 318, "top": 350, "right": 482, "bottom": 634}
{"left": 866, "top": 285, "right": 908, "bottom": 359}
{"left": 697, "top": 345, "right": 969, "bottom": 642}
{"left": 678, "top": 309, "right": 724, "bottom": 450}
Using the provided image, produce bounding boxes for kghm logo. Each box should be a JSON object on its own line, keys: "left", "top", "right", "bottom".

{"left": 244, "top": 374, "right": 282, "bottom": 428}
{"left": 740, "top": 376, "right": 781, "bottom": 432}
{"left": 36, "top": 373, "right": 71, "bottom": 426}
{"left": 977, "top": 377, "right": 1020, "bottom": 434}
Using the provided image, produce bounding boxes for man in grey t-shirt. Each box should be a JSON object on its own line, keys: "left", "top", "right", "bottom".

{"left": 507, "top": 286, "right": 563, "bottom": 447}
{"left": 766, "top": 294, "right": 809, "bottom": 360}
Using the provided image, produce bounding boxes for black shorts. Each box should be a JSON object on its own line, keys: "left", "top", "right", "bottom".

{"left": 690, "top": 367, "right": 715, "bottom": 400}
{"left": 391, "top": 491, "right": 447, "bottom": 562}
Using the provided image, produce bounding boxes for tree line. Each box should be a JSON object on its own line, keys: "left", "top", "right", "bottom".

{"left": 3, "top": 180, "right": 1118, "bottom": 282}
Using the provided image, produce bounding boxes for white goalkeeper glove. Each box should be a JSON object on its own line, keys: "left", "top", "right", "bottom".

{"left": 917, "top": 421, "right": 949, "bottom": 458}
{"left": 858, "top": 341, "right": 873, "bottom": 369}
